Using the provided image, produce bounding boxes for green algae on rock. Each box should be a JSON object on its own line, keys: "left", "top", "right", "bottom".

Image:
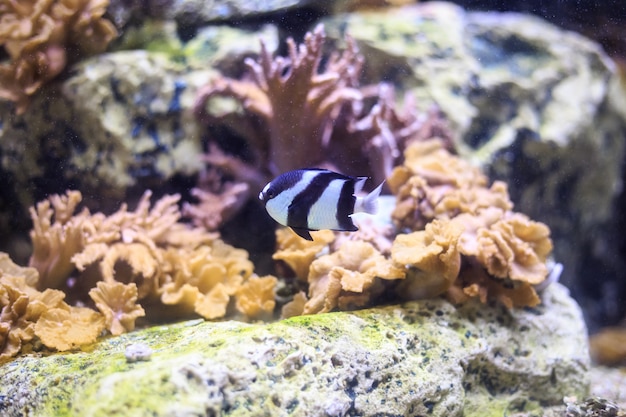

{"left": 0, "top": 283, "right": 588, "bottom": 417}
{"left": 322, "top": 1, "right": 626, "bottom": 330}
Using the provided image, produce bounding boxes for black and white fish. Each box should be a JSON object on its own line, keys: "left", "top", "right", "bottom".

{"left": 259, "top": 169, "right": 384, "bottom": 241}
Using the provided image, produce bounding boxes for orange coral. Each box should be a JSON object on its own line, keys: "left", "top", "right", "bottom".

{"left": 0, "top": 0, "right": 117, "bottom": 113}
{"left": 159, "top": 241, "right": 255, "bottom": 320}
{"left": 273, "top": 228, "right": 335, "bottom": 280}
{"left": 28, "top": 190, "right": 272, "bottom": 325}
{"left": 1, "top": 252, "right": 105, "bottom": 359}
{"left": 29, "top": 190, "right": 86, "bottom": 290}
{"left": 235, "top": 275, "right": 278, "bottom": 319}
{"left": 388, "top": 139, "right": 508, "bottom": 230}
{"left": 302, "top": 241, "right": 405, "bottom": 315}
{"left": 589, "top": 327, "right": 626, "bottom": 366}
{"left": 89, "top": 281, "right": 145, "bottom": 336}
{"left": 387, "top": 140, "right": 553, "bottom": 308}
{"left": 391, "top": 219, "right": 462, "bottom": 300}
{"left": 34, "top": 306, "right": 105, "bottom": 351}
{"left": 0, "top": 253, "right": 68, "bottom": 360}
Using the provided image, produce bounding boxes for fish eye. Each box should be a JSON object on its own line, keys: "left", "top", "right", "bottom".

{"left": 265, "top": 189, "right": 276, "bottom": 200}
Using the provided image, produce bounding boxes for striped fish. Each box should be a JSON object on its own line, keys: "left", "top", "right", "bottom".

{"left": 259, "top": 169, "right": 384, "bottom": 241}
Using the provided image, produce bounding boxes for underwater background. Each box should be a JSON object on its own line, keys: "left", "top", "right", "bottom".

{"left": 0, "top": 0, "right": 625, "bottom": 415}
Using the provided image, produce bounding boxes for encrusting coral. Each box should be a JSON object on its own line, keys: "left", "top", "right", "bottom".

{"left": 0, "top": 0, "right": 118, "bottom": 113}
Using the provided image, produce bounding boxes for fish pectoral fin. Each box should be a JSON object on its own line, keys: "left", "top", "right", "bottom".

{"left": 291, "top": 227, "right": 314, "bottom": 241}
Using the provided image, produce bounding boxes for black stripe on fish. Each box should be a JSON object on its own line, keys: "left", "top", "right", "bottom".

{"left": 287, "top": 170, "right": 342, "bottom": 230}
{"left": 336, "top": 179, "right": 357, "bottom": 231}
{"left": 262, "top": 169, "right": 308, "bottom": 202}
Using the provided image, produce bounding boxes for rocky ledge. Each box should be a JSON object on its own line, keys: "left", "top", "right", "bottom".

{"left": 0, "top": 282, "right": 588, "bottom": 417}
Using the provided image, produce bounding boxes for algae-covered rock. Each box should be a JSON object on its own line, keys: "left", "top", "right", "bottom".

{"left": 0, "top": 24, "right": 276, "bottom": 225}
{"left": 0, "top": 283, "right": 588, "bottom": 416}
{"left": 323, "top": 2, "right": 626, "bottom": 330}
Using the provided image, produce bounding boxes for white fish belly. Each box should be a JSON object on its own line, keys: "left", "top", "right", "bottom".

{"left": 307, "top": 179, "right": 345, "bottom": 230}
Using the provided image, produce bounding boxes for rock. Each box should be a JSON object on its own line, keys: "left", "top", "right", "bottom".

{"left": 322, "top": 2, "right": 626, "bottom": 330}
{"left": 0, "top": 25, "right": 277, "bottom": 226}
{"left": 0, "top": 283, "right": 589, "bottom": 416}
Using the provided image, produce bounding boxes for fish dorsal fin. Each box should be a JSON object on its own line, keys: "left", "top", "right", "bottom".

{"left": 291, "top": 227, "right": 314, "bottom": 241}
{"left": 354, "top": 177, "right": 368, "bottom": 195}
{"left": 354, "top": 180, "right": 384, "bottom": 214}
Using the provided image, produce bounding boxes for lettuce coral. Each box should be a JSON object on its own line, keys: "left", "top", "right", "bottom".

{"left": 276, "top": 138, "right": 553, "bottom": 315}
{"left": 159, "top": 241, "right": 255, "bottom": 319}
{"left": 0, "top": 0, "right": 118, "bottom": 113}
{"left": 273, "top": 228, "right": 335, "bottom": 280}
{"left": 89, "top": 281, "right": 145, "bottom": 336}
{"left": 0, "top": 252, "right": 105, "bottom": 360}
{"left": 389, "top": 140, "right": 553, "bottom": 308}
{"left": 282, "top": 240, "right": 405, "bottom": 317}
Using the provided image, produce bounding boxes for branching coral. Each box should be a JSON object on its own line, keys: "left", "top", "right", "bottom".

{"left": 193, "top": 25, "right": 453, "bottom": 199}
{"left": 183, "top": 181, "right": 250, "bottom": 232}
{"left": 195, "top": 24, "right": 363, "bottom": 177}
{"left": 28, "top": 190, "right": 277, "bottom": 328}
{"left": 0, "top": 0, "right": 118, "bottom": 113}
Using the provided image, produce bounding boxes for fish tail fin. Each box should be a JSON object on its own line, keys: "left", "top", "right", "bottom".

{"left": 355, "top": 180, "right": 384, "bottom": 214}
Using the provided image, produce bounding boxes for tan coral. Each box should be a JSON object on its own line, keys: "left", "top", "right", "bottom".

{"left": 273, "top": 228, "right": 335, "bottom": 280}
{"left": 281, "top": 291, "right": 307, "bottom": 319}
{"left": 448, "top": 260, "right": 541, "bottom": 308}
{"left": 29, "top": 190, "right": 86, "bottom": 290}
{"left": 589, "top": 327, "right": 626, "bottom": 366}
{"left": 29, "top": 190, "right": 217, "bottom": 299}
{"left": 458, "top": 212, "right": 552, "bottom": 285}
{"left": 387, "top": 138, "right": 553, "bottom": 308}
{"left": 332, "top": 214, "right": 395, "bottom": 255}
{"left": 391, "top": 219, "right": 463, "bottom": 300}
{"left": 0, "top": 254, "right": 69, "bottom": 359}
{"left": 235, "top": 275, "right": 278, "bottom": 319}
{"left": 34, "top": 306, "right": 105, "bottom": 351}
{"left": 76, "top": 242, "right": 161, "bottom": 299}
{"left": 89, "top": 281, "right": 145, "bottom": 336}
{"left": 0, "top": 0, "right": 117, "bottom": 113}
{"left": 388, "top": 139, "right": 496, "bottom": 230}
{"left": 303, "top": 241, "right": 405, "bottom": 315}
{"left": 159, "top": 241, "right": 255, "bottom": 320}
